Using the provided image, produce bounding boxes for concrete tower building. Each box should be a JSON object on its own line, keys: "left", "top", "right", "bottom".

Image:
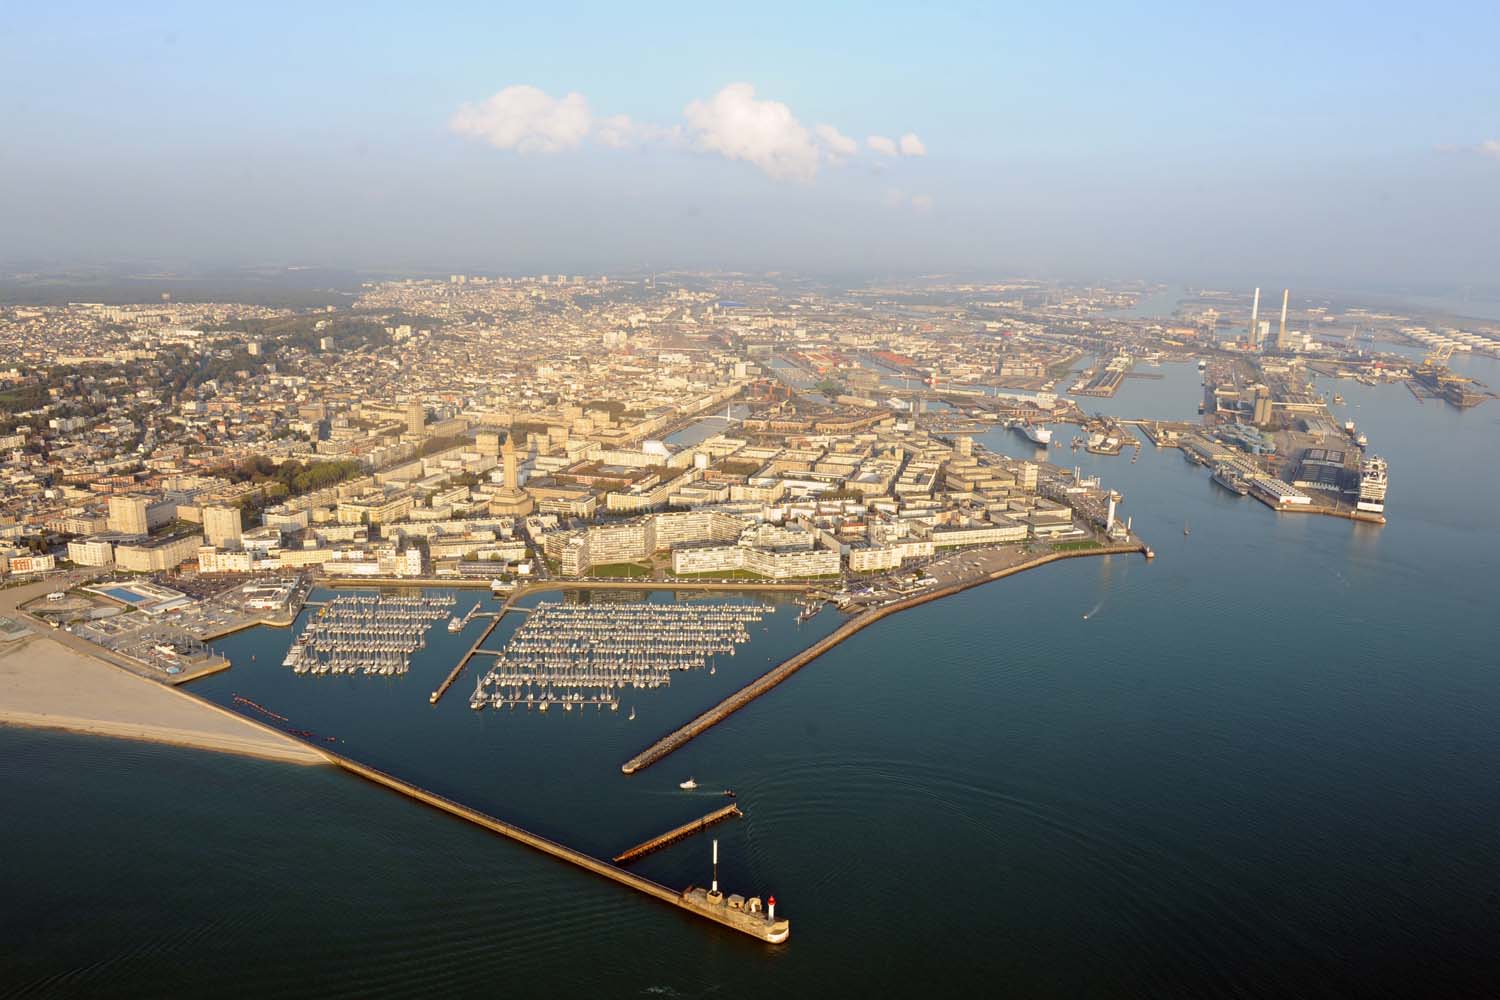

{"left": 204, "top": 505, "right": 243, "bottom": 549}
{"left": 488, "top": 434, "right": 534, "bottom": 516}
{"left": 406, "top": 402, "right": 425, "bottom": 436}
{"left": 108, "top": 495, "right": 149, "bottom": 535}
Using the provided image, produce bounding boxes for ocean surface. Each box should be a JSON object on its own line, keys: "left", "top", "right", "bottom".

{"left": 4, "top": 357, "right": 1500, "bottom": 998}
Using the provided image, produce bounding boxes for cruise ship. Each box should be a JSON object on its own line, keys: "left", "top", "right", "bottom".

{"left": 1357, "top": 455, "right": 1388, "bottom": 513}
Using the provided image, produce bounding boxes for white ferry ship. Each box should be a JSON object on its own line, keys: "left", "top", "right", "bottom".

{"left": 1357, "top": 455, "right": 1388, "bottom": 513}
{"left": 1019, "top": 422, "right": 1052, "bottom": 447}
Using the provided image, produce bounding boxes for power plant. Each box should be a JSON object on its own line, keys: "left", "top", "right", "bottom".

{"left": 1246, "top": 286, "right": 1292, "bottom": 351}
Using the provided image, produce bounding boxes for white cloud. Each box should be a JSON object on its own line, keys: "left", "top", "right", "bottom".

{"left": 451, "top": 82, "right": 929, "bottom": 182}
{"left": 450, "top": 85, "right": 592, "bottom": 153}
{"left": 683, "top": 83, "right": 821, "bottom": 182}
{"left": 1436, "top": 139, "right": 1500, "bottom": 160}
{"left": 594, "top": 114, "right": 637, "bottom": 149}
{"left": 594, "top": 114, "right": 684, "bottom": 150}
{"left": 814, "top": 123, "right": 858, "bottom": 161}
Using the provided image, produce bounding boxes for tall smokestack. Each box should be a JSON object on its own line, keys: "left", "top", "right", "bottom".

{"left": 1250, "top": 287, "right": 1261, "bottom": 346}
{"left": 711, "top": 839, "right": 719, "bottom": 894}
{"left": 1278, "top": 289, "right": 1289, "bottom": 350}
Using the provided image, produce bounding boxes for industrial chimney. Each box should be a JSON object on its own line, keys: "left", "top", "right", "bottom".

{"left": 1278, "top": 289, "right": 1289, "bottom": 350}
{"left": 1250, "top": 287, "right": 1261, "bottom": 347}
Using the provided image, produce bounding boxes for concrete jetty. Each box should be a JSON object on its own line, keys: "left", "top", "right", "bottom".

{"left": 621, "top": 543, "right": 1147, "bottom": 775}
{"left": 322, "top": 750, "right": 787, "bottom": 943}
{"left": 431, "top": 602, "right": 511, "bottom": 704}
{"left": 613, "top": 803, "right": 743, "bottom": 864}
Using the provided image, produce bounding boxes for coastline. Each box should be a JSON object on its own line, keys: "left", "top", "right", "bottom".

{"left": 0, "top": 710, "right": 325, "bottom": 765}
{"left": 0, "top": 631, "right": 325, "bottom": 766}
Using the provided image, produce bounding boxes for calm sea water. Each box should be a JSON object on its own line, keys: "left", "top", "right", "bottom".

{"left": 4, "top": 359, "right": 1500, "bottom": 998}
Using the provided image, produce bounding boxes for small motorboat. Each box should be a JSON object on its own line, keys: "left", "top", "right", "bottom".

{"left": 722, "top": 789, "right": 736, "bottom": 798}
{"left": 679, "top": 778, "right": 697, "bottom": 790}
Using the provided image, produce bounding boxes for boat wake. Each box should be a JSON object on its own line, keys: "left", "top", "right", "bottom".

{"left": 1082, "top": 601, "right": 1104, "bottom": 621}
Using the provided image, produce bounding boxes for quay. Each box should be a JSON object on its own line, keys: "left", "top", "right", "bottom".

{"left": 320, "top": 749, "right": 788, "bottom": 943}
{"left": 431, "top": 601, "right": 510, "bottom": 704}
{"left": 322, "top": 576, "right": 808, "bottom": 595}
{"left": 621, "top": 542, "right": 1147, "bottom": 774}
{"left": 614, "top": 803, "right": 743, "bottom": 864}
{"left": 1247, "top": 489, "right": 1386, "bottom": 525}
{"left": 194, "top": 611, "right": 296, "bottom": 641}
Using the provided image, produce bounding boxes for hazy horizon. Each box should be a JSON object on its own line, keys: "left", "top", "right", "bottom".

{"left": 4, "top": 2, "right": 1498, "bottom": 288}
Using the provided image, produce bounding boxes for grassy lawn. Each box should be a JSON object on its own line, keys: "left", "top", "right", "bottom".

{"left": 590, "top": 562, "right": 650, "bottom": 578}
{"left": 671, "top": 568, "right": 766, "bottom": 580}
{"left": 1052, "top": 539, "right": 1103, "bottom": 552}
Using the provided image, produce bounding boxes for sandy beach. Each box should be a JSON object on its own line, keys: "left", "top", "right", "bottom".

{"left": 0, "top": 630, "right": 324, "bottom": 765}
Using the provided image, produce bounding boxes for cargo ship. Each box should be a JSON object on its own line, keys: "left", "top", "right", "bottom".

{"left": 1211, "top": 464, "right": 1249, "bottom": 496}
{"left": 1356, "top": 455, "right": 1388, "bottom": 514}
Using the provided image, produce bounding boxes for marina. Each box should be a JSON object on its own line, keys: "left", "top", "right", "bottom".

{"left": 470, "top": 600, "right": 771, "bottom": 712}
{"left": 282, "top": 593, "right": 453, "bottom": 676}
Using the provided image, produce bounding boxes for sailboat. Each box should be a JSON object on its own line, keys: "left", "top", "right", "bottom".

{"left": 1183, "top": 520, "right": 1191, "bottom": 536}
{"left": 628, "top": 706, "right": 636, "bottom": 720}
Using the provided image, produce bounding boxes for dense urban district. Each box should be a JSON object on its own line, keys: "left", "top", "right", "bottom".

{"left": 0, "top": 274, "right": 1493, "bottom": 681}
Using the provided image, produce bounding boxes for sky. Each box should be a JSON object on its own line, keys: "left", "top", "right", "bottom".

{"left": 3, "top": 1, "right": 1498, "bottom": 287}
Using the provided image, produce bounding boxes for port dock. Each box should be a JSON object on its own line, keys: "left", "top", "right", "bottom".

{"left": 622, "top": 542, "right": 1147, "bottom": 774}
{"left": 431, "top": 607, "right": 509, "bottom": 704}
{"left": 613, "top": 803, "right": 743, "bottom": 864}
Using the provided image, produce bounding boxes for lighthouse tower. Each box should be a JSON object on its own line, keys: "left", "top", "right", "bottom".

{"left": 707, "top": 839, "right": 723, "bottom": 904}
